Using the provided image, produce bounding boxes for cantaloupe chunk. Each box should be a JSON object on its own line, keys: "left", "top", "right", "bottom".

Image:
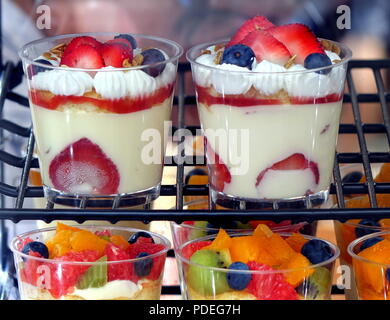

{"left": 285, "top": 233, "right": 309, "bottom": 253}
{"left": 203, "top": 229, "right": 233, "bottom": 251}
{"left": 279, "top": 252, "right": 314, "bottom": 287}
{"left": 69, "top": 230, "right": 109, "bottom": 257}
{"left": 56, "top": 222, "right": 82, "bottom": 233}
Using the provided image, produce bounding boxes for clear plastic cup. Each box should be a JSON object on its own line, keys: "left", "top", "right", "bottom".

{"left": 187, "top": 39, "right": 351, "bottom": 209}
{"left": 348, "top": 231, "right": 390, "bottom": 300}
{"left": 19, "top": 33, "right": 183, "bottom": 207}
{"left": 176, "top": 231, "right": 339, "bottom": 300}
{"left": 11, "top": 225, "right": 170, "bottom": 300}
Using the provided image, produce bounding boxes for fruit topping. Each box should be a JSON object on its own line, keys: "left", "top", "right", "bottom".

{"left": 60, "top": 44, "right": 104, "bottom": 69}
{"left": 304, "top": 52, "right": 332, "bottom": 74}
{"left": 69, "top": 230, "right": 109, "bottom": 257}
{"left": 227, "top": 16, "right": 275, "bottom": 47}
{"left": 268, "top": 24, "right": 325, "bottom": 65}
{"left": 360, "top": 237, "right": 384, "bottom": 252}
{"left": 105, "top": 243, "right": 136, "bottom": 282}
{"left": 128, "top": 231, "right": 154, "bottom": 244}
{"left": 221, "top": 44, "right": 255, "bottom": 70}
{"left": 181, "top": 241, "right": 212, "bottom": 260}
{"left": 297, "top": 267, "right": 331, "bottom": 300}
{"left": 247, "top": 261, "right": 299, "bottom": 300}
{"left": 27, "top": 59, "right": 53, "bottom": 79}
{"left": 355, "top": 219, "right": 381, "bottom": 238}
{"left": 256, "top": 153, "right": 319, "bottom": 189}
{"left": 100, "top": 42, "right": 133, "bottom": 68}
{"left": 301, "top": 239, "right": 333, "bottom": 264}
{"left": 285, "top": 233, "right": 309, "bottom": 252}
{"left": 76, "top": 255, "right": 108, "bottom": 289}
{"left": 239, "top": 30, "right": 291, "bottom": 66}
{"left": 114, "top": 34, "right": 138, "bottom": 49}
{"left": 227, "top": 262, "right": 251, "bottom": 290}
{"left": 134, "top": 252, "right": 153, "bottom": 277}
{"left": 109, "top": 235, "right": 130, "bottom": 250}
{"left": 188, "top": 249, "right": 230, "bottom": 296}
{"left": 65, "top": 36, "right": 102, "bottom": 52}
{"left": 49, "top": 138, "right": 120, "bottom": 195}
{"left": 140, "top": 48, "right": 166, "bottom": 77}
{"left": 21, "top": 241, "right": 49, "bottom": 259}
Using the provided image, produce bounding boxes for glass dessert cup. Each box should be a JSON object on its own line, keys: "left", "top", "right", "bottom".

{"left": 187, "top": 39, "right": 352, "bottom": 209}
{"left": 19, "top": 33, "right": 183, "bottom": 207}
{"left": 348, "top": 231, "right": 390, "bottom": 300}
{"left": 176, "top": 231, "right": 339, "bottom": 300}
{"left": 11, "top": 225, "right": 170, "bottom": 300}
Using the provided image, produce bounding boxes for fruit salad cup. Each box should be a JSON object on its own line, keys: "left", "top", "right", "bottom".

{"left": 11, "top": 223, "right": 170, "bottom": 300}
{"left": 187, "top": 16, "right": 352, "bottom": 208}
{"left": 176, "top": 224, "right": 339, "bottom": 300}
{"left": 19, "top": 33, "right": 183, "bottom": 207}
{"left": 348, "top": 231, "right": 390, "bottom": 300}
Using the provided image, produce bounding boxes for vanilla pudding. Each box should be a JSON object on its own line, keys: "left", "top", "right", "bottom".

{"left": 187, "top": 18, "right": 351, "bottom": 204}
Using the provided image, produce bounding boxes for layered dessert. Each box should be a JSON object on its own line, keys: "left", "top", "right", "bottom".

{"left": 22, "top": 33, "right": 180, "bottom": 200}
{"left": 348, "top": 231, "right": 390, "bottom": 300}
{"left": 188, "top": 16, "right": 351, "bottom": 203}
{"left": 177, "top": 224, "right": 338, "bottom": 300}
{"left": 12, "top": 223, "right": 169, "bottom": 300}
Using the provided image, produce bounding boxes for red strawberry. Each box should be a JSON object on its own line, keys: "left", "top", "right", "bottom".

{"left": 106, "top": 38, "right": 133, "bottom": 49}
{"left": 240, "top": 30, "right": 292, "bottom": 65}
{"left": 65, "top": 36, "right": 102, "bottom": 53}
{"left": 181, "top": 241, "right": 212, "bottom": 260}
{"left": 205, "top": 139, "right": 231, "bottom": 192}
{"left": 105, "top": 243, "right": 137, "bottom": 282}
{"left": 60, "top": 44, "right": 104, "bottom": 69}
{"left": 49, "top": 138, "right": 120, "bottom": 195}
{"left": 100, "top": 42, "right": 133, "bottom": 67}
{"left": 247, "top": 261, "right": 299, "bottom": 300}
{"left": 227, "top": 16, "right": 275, "bottom": 47}
{"left": 268, "top": 24, "right": 325, "bottom": 65}
{"left": 256, "top": 153, "right": 319, "bottom": 188}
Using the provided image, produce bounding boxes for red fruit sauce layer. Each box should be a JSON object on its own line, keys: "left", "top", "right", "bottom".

{"left": 196, "top": 85, "right": 342, "bottom": 107}
{"left": 29, "top": 83, "right": 174, "bottom": 114}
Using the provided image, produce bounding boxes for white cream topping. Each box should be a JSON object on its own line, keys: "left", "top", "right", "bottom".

{"left": 194, "top": 46, "right": 345, "bottom": 97}
{"left": 72, "top": 280, "right": 142, "bottom": 300}
{"left": 30, "top": 51, "right": 176, "bottom": 98}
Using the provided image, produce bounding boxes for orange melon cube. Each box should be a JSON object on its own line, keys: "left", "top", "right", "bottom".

{"left": 285, "top": 233, "right": 309, "bottom": 253}
{"left": 253, "top": 224, "right": 273, "bottom": 238}
{"left": 56, "top": 222, "right": 82, "bottom": 233}
{"left": 264, "top": 233, "right": 296, "bottom": 265}
{"left": 70, "top": 230, "right": 109, "bottom": 256}
{"left": 203, "top": 229, "right": 232, "bottom": 251}
{"left": 279, "top": 252, "right": 314, "bottom": 287}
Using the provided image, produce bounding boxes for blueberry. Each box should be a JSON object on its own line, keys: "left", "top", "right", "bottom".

{"left": 304, "top": 53, "right": 332, "bottom": 75}
{"left": 301, "top": 239, "right": 333, "bottom": 264}
{"left": 141, "top": 48, "right": 166, "bottom": 77}
{"left": 134, "top": 252, "right": 153, "bottom": 277}
{"left": 128, "top": 231, "right": 154, "bottom": 244}
{"left": 355, "top": 219, "right": 381, "bottom": 238}
{"left": 342, "top": 171, "right": 363, "bottom": 183}
{"left": 226, "top": 262, "right": 251, "bottom": 290}
{"left": 360, "top": 237, "right": 384, "bottom": 251}
{"left": 221, "top": 44, "right": 255, "bottom": 70}
{"left": 27, "top": 59, "right": 53, "bottom": 79}
{"left": 22, "top": 241, "right": 49, "bottom": 259}
{"left": 114, "top": 34, "right": 137, "bottom": 49}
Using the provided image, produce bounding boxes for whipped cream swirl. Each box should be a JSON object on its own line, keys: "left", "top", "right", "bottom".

{"left": 193, "top": 46, "right": 346, "bottom": 97}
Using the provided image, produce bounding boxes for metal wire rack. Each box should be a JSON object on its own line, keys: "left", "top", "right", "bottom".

{"left": 1, "top": 56, "right": 390, "bottom": 299}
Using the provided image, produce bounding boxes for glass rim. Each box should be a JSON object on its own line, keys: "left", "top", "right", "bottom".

{"left": 19, "top": 32, "right": 184, "bottom": 72}
{"left": 186, "top": 37, "right": 352, "bottom": 75}
{"left": 176, "top": 231, "right": 339, "bottom": 274}
{"left": 11, "top": 225, "right": 171, "bottom": 265}
{"left": 347, "top": 230, "right": 390, "bottom": 268}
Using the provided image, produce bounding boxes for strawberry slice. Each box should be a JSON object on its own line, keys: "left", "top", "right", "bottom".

{"left": 256, "top": 153, "right": 319, "bottom": 188}
{"left": 268, "top": 24, "right": 325, "bottom": 65}
{"left": 65, "top": 36, "right": 102, "bottom": 53}
{"left": 49, "top": 138, "right": 120, "bottom": 195}
{"left": 247, "top": 261, "right": 299, "bottom": 300}
{"left": 205, "top": 139, "right": 231, "bottom": 193}
{"left": 106, "top": 38, "right": 133, "bottom": 49}
{"left": 240, "top": 30, "right": 291, "bottom": 65}
{"left": 100, "top": 42, "right": 133, "bottom": 68}
{"left": 227, "top": 16, "right": 275, "bottom": 47}
{"left": 60, "top": 44, "right": 104, "bottom": 69}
